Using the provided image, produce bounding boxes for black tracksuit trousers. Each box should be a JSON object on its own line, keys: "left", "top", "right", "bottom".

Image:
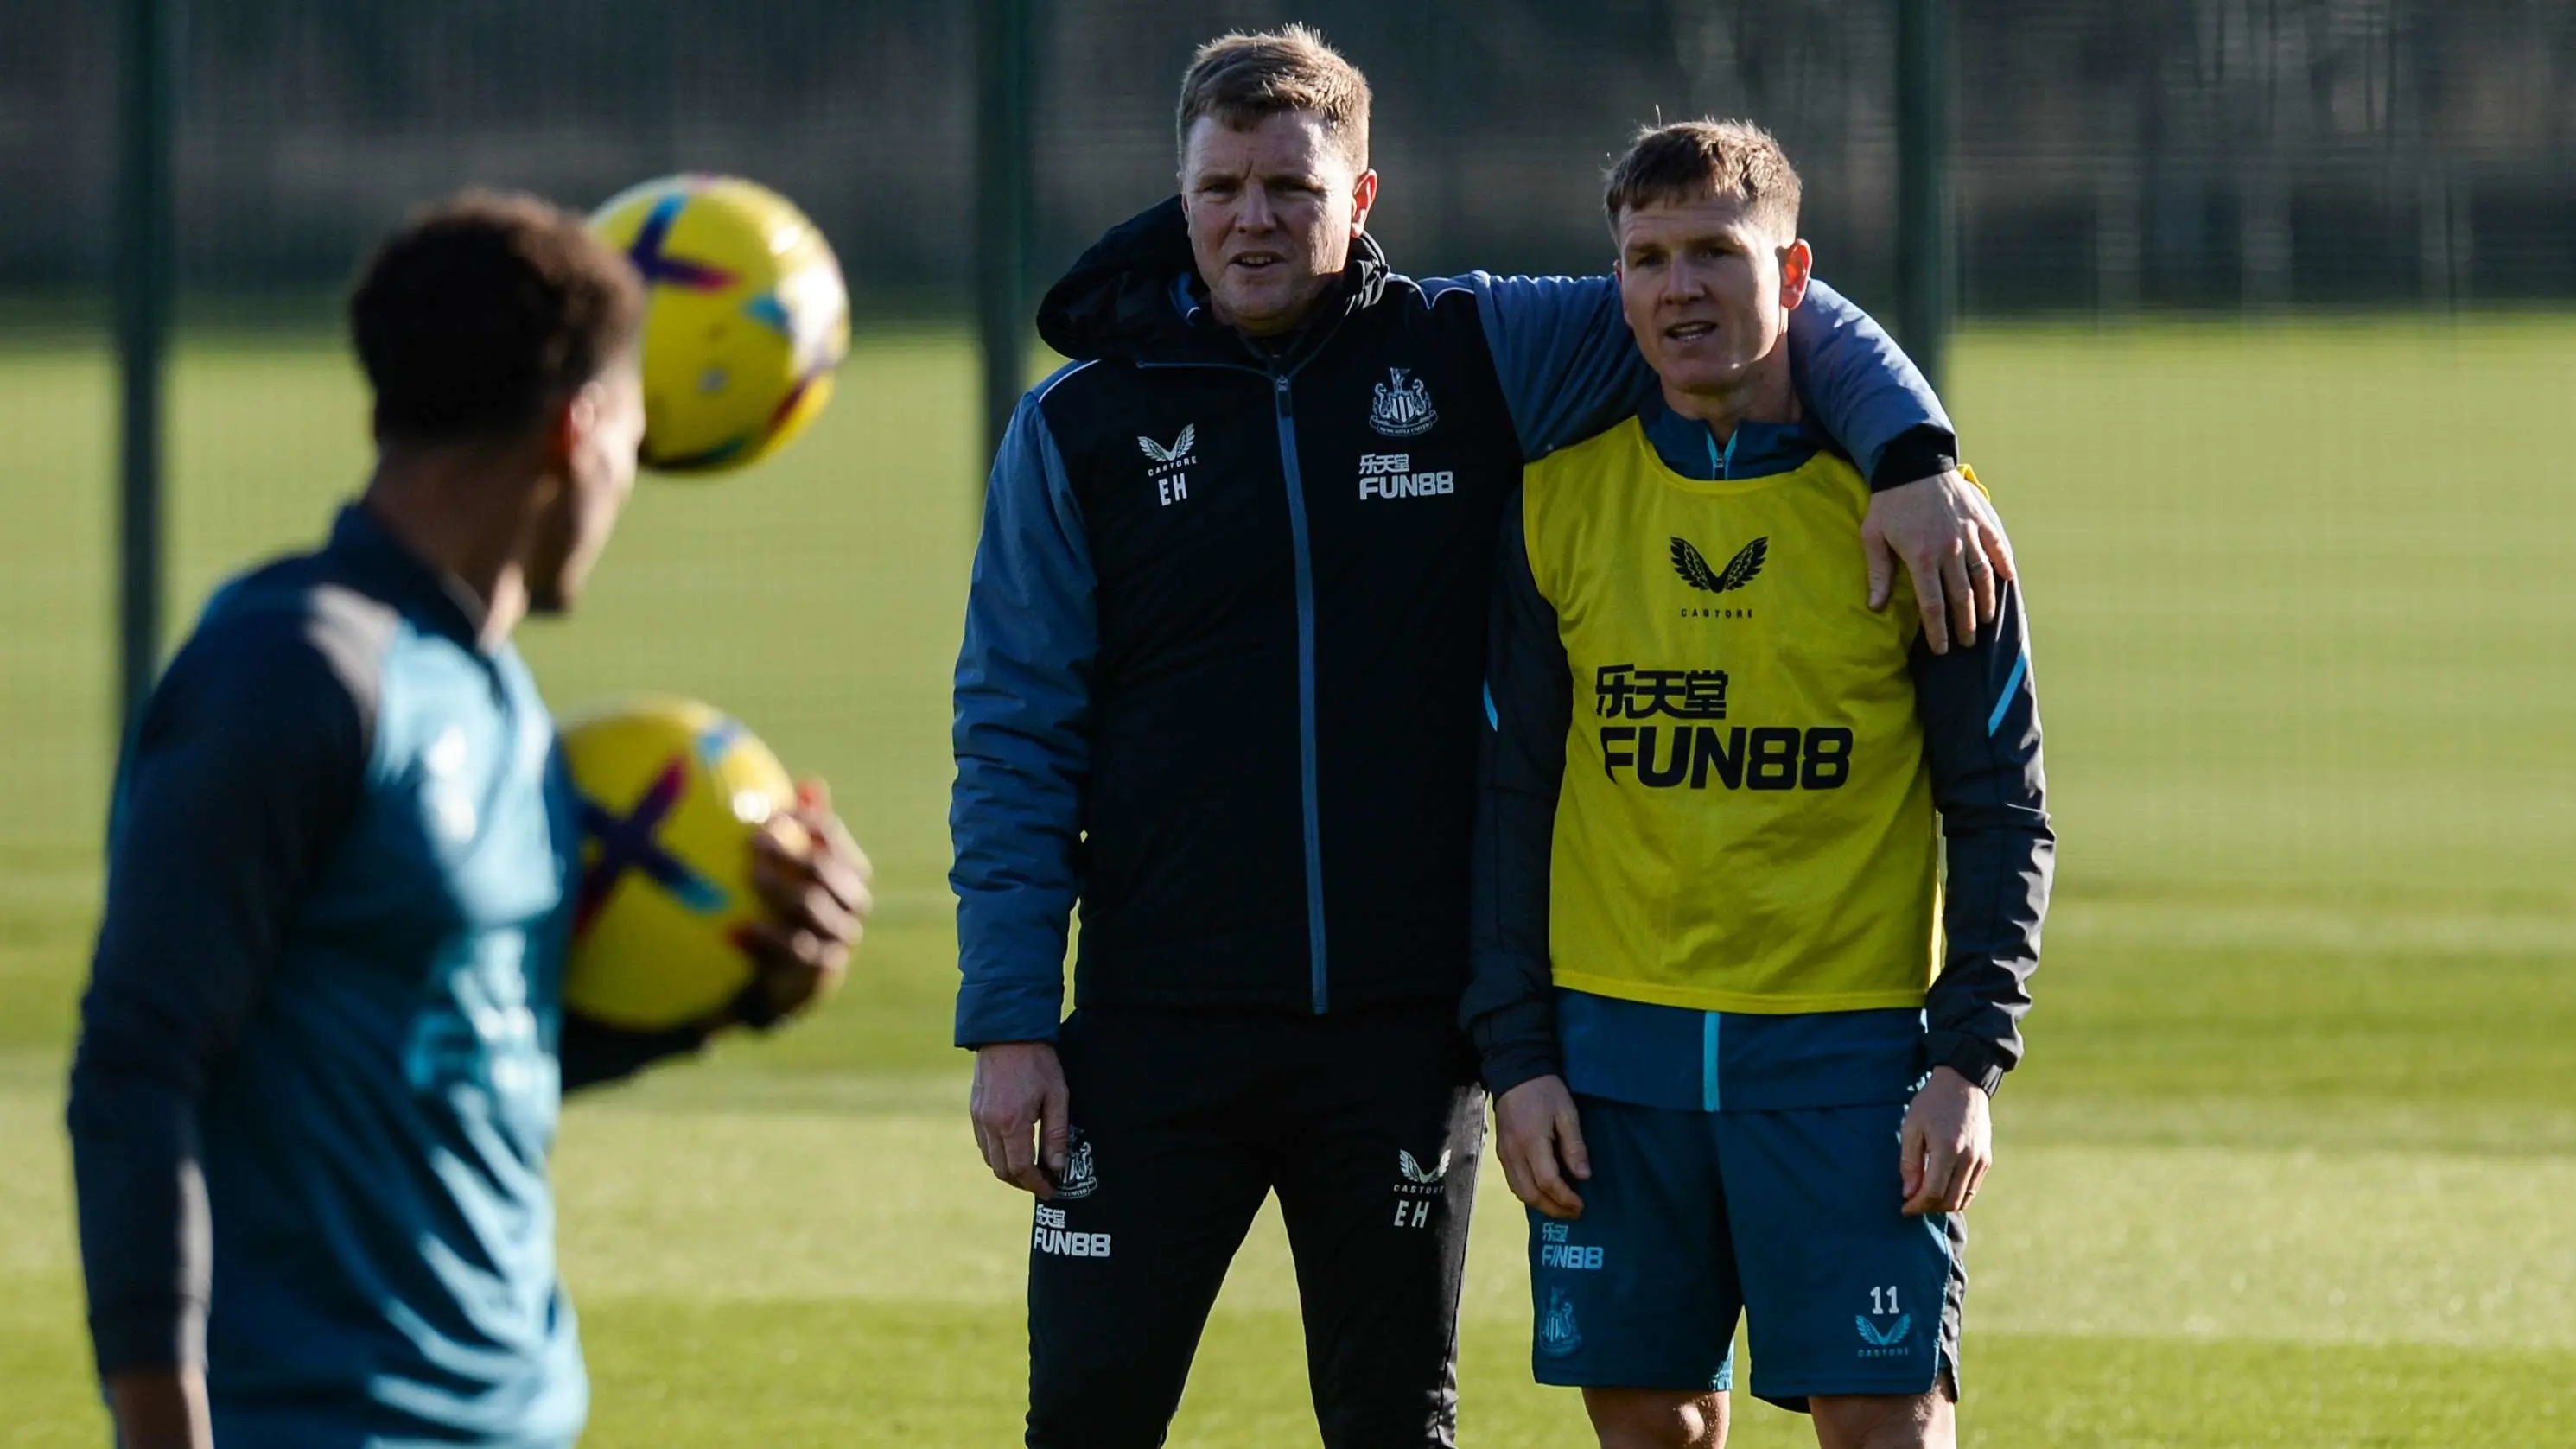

{"left": 1024, "top": 1002, "right": 1486, "bottom": 1449}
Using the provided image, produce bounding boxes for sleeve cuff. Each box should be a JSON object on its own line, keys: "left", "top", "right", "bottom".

{"left": 557, "top": 1013, "right": 716, "bottom": 1092}
{"left": 953, "top": 978, "right": 1065, "bottom": 1049}
{"left": 1869, "top": 423, "right": 1962, "bottom": 493}
{"left": 1466, "top": 994, "right": 1561, "bottom": 1096}
{"left": 1479, "top": 1045, "right": 1563, "bottom": 1098}
{"left": 90, "top": 1300, "right": 204, "bottom": 1377}
{"left": 1921, "top": 1031, "right": 2011, "bottom": 1096}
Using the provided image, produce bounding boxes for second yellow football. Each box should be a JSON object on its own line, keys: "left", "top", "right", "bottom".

{"left": 559, "top": 697, "right": 796, "bottom": 1030}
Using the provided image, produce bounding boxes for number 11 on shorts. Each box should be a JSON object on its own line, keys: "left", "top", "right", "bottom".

{"left": 1869, "top": 1285, "right": 1900, "bottom": 1315}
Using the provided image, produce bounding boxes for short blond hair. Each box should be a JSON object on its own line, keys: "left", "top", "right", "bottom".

{"left": 1176, "top": 24, "right": 1371, "bottom": 171}
{"left": 1604, "top": 119, "right": 1802, "bottom": 240}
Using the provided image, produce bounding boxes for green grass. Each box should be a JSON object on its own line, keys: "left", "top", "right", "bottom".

{"left": 3, "top": 319, "right": 2573, "bottom": 1446}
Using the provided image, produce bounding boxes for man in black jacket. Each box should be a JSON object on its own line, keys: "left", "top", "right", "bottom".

{"left": 951, "top": 26, "right": 2013, "bottom": 1449}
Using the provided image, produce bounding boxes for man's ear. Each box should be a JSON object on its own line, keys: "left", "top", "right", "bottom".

{"left": 1350, "top": 168, "right": 1380, "bottom": 236}
{"left": 543, "top": 388, "right": 591, "bottom": 474}
{"left": 1778, "top": 238, "right": 1814, "bottom": 309}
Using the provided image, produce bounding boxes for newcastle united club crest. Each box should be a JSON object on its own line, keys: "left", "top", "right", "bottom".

{"left": 1370, "top": 367, "right": 1438, "bottom": 437}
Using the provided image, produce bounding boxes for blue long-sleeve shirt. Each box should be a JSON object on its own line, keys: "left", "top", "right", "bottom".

{"left": 67, "top": 505, "right": 702, "bottom": 1446}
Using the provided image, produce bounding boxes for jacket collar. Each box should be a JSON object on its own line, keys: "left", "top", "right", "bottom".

{"left": 1036, "top": 195, "right": 1403, "bottom": 372}
{"left": 1638, "top": 392, "right": 1839, "bottom": 481}
{"left": 327, "top": 502, "right": 496, "bottom": 652}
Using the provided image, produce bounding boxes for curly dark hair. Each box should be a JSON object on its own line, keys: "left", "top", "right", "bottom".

{"left": 349, "top": 189, "right": 644, "bottom": 444}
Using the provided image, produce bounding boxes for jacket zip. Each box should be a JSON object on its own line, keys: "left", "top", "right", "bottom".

{"left": 1272, "top": 374, "right": 1330, "bottom": 1014}
{"left": 1133, "top": 334, "right": 1345, "bottom": 1015}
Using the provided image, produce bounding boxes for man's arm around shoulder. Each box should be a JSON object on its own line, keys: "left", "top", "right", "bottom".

{"left": 1450, "top": 270, "right": 1949, "bottom": 480}
{"left": 1450, "top": 270, "right": 2015, "bottom": 648}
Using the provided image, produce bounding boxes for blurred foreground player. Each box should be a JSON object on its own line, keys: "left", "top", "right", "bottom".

{"left": 67, "top": 193, "right": 871, "bottom": 1449}
{"left": 1468, "top": 123, "right": 2052, "bottom": 1449}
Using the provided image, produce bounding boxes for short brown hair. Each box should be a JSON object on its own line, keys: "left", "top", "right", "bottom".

{"left": 350, "top": 189, "right": 644, "bottom": 444}
{"left": 1176, "top": 24, "right": 1371, "bottom": 170}
{"left": 1604, "top": 119, "right": 1802, "bottom": 240}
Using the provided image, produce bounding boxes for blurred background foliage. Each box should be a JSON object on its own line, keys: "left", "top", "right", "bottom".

{"left": 2, "top": 0, "right": 2569, "bottom": 313}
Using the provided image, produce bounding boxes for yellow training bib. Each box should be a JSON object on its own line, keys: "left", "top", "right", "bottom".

{"left": 1523, "top": 418, "right": 1940, "bottom": 1014}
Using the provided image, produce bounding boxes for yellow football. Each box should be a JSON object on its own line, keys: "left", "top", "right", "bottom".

{"left": 588, "top": 175, "right": 850, "bottom": 473}
{"left": 560, "top": 697, "right": 797, "bottom": 1030}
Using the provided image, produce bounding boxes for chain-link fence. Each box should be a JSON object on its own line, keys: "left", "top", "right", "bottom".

{"left": 3, "top": 0, "right": 2572, "bottom": 917}
{"left": 9, "top": 3, "right": 2569, "bottom": 308}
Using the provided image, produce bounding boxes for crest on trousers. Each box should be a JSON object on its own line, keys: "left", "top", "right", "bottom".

{"left": 1052, "top": 1131, "right": 1098, "bottom": 1200}
{"left": 1370, "top": 368, "right": 1439, "bottom": 437}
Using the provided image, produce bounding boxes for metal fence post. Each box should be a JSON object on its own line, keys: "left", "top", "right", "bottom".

{"left": 975, "top": 0, "right": 1034, "bottom": 486}
{"left": 117, "top": 0, "right": 176, "bottom": 731}
{"left": 1896, "top": 0, "right": 1951, "bottom": 395}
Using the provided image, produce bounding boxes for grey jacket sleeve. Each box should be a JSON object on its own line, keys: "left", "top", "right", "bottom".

{"left": 951, "top": 389, "right": 1097, "bottom": 1047}
{"left": 1462, "top": 492, "right": 1574, "bottom": 1095}
{"left": 65, "top": 599, "right": 374, "bottom": 1376}
{"left": 1909, "top": 581, "right": 2053, "bottom": 1092}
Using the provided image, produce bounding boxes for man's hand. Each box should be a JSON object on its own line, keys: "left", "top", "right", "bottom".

{"left": 971, "top": 1040, "right": 1071, "bottom": 1198}
{"left": 1863, "top": 470, "right": 2017, "bottom": 654}
{"left": 1494, "top": 1075, "right": 1591, "bottom": 1220}
{"left": 735, "top": 779, "right": 872, "bottom": 1026}
{"left": 105, "top": 1368, "right": 213, "bottom": 1449}
{"left": 1899, "top": 1065, "right": 1993, "bottom": 1216}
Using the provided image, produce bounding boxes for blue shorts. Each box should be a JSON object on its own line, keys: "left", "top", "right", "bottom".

{"left": 1527, "top": 1093, "right": 1964, "bottom": 1410}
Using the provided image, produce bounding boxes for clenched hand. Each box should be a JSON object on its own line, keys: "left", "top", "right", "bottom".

{"left": 971, "top": 1040, "right": 1071, "bottom": 1198}
{"left": 1899, "top": 1065, "right": 1992, "bottom": 1216}
{"left": 1494, "top": 1074, "right": 1591, "bottom": 1220}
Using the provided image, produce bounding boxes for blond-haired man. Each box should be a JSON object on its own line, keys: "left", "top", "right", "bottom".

{"left": 953, "top": 29, "right": 2013, "bottom": 1447}
{"left": 1470, "top": 121, "right": 2051, "bottom": 1449}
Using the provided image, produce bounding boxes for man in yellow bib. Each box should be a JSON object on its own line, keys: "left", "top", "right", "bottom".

{"left": 1464, "top": 122, "right": 2052, "bottom": 1449}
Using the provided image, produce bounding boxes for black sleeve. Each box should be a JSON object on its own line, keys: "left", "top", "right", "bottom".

{"left": 1909, "top": 581, "right": 2054, "bottom": 1093}
{"left": 1873, "top": 423, "right": 1964, "bottom": 494}
{"left": 559, "top": 1013, "right": 715, "bottom": 1093}
{"left": 1461, "top": 492, "right": 1574, "bottom": 1096}
{"left": 65, "top": 599, "right": 378, "bottom": 1376}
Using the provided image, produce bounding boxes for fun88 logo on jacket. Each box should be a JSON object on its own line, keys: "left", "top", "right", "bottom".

{"left": 1357, "top": 453, "right": 1454, "bottom": 500}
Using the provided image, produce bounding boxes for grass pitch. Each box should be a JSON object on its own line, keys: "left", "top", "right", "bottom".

{"left": 2, "top": 319, "right": 2572, "bottom": 1446}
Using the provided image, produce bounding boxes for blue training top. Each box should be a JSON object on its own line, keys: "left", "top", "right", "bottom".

{"left": 67, "top": 505, "right": 665, "bottom": 1447}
